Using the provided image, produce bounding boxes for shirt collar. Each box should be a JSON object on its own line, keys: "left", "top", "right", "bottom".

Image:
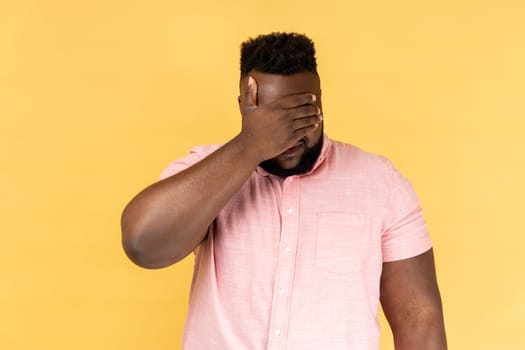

{"left": 255, "top": 133, "right": 333, "bottom": 177}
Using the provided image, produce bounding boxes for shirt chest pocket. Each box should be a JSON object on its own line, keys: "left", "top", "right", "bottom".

{"left": 315, "top": 212, "right": 377, "bottom": 276}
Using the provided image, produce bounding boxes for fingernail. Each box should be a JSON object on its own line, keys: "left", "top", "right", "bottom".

{"left": 312, "top": 94, "right": 317, "bottom": 101}
{"left": 319, "top": 114, "right": 323, "bottom": 121}
{"left": 314, "top": 123, "right": 319, "bottom": 128}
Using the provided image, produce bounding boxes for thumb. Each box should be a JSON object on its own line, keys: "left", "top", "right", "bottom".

{"left": 244, "top": 76, "right": 258, "bottom": 108}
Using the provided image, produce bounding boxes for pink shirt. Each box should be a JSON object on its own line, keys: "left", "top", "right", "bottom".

{"left": 160, "top": 134, "right": 432, "bottom": 350}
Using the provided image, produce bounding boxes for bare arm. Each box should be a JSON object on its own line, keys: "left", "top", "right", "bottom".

{"left": 120, "top": 77, "right": 322, "bottom": 269}
{"left": 121, "top": 136, "right": 260, "bottom": 268}
{"left": 380, "top": 249, "right": 447, "bottom": 350}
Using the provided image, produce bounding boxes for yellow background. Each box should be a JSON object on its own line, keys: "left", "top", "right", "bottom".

{"left": 2, "top": 0, "right": 524, "bottom": 349}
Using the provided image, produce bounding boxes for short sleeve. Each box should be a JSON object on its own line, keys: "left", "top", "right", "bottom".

{"left": 381, "top": 162, "right": 433, "bottom": 262}
{"left": 158, "top": 144, "right": 221, "bottom": 181}
{"left": 159, "top": 152, "right": 203, "bottom": 181}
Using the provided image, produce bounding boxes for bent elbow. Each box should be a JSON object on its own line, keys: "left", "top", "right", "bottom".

{"left": 120, "top": 201, "right": 193, "bottom": 269}
{"left": 122, "top": 229, "right": 183, "bottom": 269}
{"left": 121, "top": 232, "right": 157, "bottom": 269}
{"left": 120, "top": 207, "right": 173, "bottom": 269}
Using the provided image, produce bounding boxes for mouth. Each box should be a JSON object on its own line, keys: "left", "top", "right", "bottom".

{"left": 278, "top": 138, "right": 306, "bottom": 159}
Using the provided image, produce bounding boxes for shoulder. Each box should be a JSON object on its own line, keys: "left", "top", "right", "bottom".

{"left": 169, "top": 143, "right": 222, "bottom": 163}
{"left": 328, "top": 138, "right": 393, "bottom": 175}
{"left": 159, "top": 144, "right": 222, "bottom": 180}
{"left": 327, "top": 139, "right": 422, "bottom": 207}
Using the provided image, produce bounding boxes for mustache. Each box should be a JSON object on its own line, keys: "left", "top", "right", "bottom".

{"left": 259, "top": 133, "right": 324, "bottom": 178}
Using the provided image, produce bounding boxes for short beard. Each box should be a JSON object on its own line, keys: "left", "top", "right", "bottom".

{"left": 259, "top": 132, "right": 324, "bottom": 178}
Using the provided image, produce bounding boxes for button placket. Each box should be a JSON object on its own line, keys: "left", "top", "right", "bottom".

{"left": 267, "top": 177, "right": 300, "bottom": 350}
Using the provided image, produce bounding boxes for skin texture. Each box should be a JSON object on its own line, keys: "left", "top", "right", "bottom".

{"left": 120, "top": 70, "right": 447, "bottom": 348}
{"left": 381, "top": 249, "right": 448, "bottom": 349}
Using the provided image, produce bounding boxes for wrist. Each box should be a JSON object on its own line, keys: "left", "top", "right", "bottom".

{"left": 230, "top": 133, "right": 264, "bottom": 168}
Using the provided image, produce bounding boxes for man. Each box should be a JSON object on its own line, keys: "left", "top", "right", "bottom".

{"left": 121, "top": 32, "right": 447, "bottom": 349}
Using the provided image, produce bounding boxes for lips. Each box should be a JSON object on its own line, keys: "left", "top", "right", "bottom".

{"left": 279, "top": 141, "right": 305, "bottom": 158}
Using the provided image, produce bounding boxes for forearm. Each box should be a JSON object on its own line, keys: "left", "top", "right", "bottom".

{"left": 121, "top": 134, "right": 260, "bottom": 268}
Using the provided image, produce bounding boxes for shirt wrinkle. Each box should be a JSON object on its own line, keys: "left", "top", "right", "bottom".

{"left": 159, "top": 134, "right": 432, "bottom": 350}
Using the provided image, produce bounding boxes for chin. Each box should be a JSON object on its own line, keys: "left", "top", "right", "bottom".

{"left": 276, "top": 159, "right": 301, "bottom": 170}
{"left": 275, "top": 153, "right": 304, "bottom": 169}
{"left": 259, "top": 132, "right": 323, "bottom": 178}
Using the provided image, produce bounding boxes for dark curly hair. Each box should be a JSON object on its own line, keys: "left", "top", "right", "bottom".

{"left": 240, "top": 32, "right": 318, "bottom": 79}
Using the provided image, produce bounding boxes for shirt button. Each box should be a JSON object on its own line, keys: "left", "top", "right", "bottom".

{"left": 274, "top": 329, "right": 281, "bottom": 336}
{"left": 287, "top": 207, "right": 294, "bottom": 214}
{"left": 285, "top": 246, "right": 291, "bottom": 253}
{"left": 279, "top": 288, "right": 285, "bottom": 295}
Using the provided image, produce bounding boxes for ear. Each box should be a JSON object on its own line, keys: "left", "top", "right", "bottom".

{"left": 237, "top": 95, "right": 242, "bottom": 114}
{"left": 238, "top": 76, "right": 257, "bottom": 114}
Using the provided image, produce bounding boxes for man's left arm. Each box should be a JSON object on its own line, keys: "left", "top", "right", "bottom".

{"left": 380, "top": 248, "right": 447, "bottom": 350}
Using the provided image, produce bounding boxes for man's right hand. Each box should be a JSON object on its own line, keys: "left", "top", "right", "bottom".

{"left": 238, "top": 76, "right": 322, "bottom": 162}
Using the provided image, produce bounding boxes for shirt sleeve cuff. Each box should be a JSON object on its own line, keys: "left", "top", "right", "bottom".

{"left": 382, "top": 234, "right": 433, "bottom": 263}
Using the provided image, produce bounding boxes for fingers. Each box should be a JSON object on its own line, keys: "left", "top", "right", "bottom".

{"left": 292, "top": 114, "right": 323, "bottom": 131}
{"left": 244, "top": 76, "right": 258, "bottom": 108}
{"left": 290, "top": 105, "right": 321, "bottom": 120}
{"left": 276, "top": 93, "right": 317, "bottom": 109}
{"left": 284, "top": 104, "right": 322, "bottom": 131}
{"left": 294, "top": 121, "right": 321, "bottom": 139}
